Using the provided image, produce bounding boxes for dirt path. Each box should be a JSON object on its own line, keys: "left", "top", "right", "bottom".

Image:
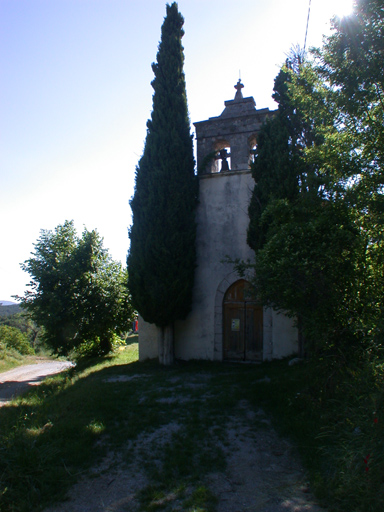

{"left": 208, "top": 405, "right": 325, "bottom": 512}
{"left": 43, "top": 399, "right": 326, "bottom": 512}
{"left": 0, "top": 360, "right": 74, "bottom": 406}
{"left": 44, "top": 427, "right": 325, "bottom": 512}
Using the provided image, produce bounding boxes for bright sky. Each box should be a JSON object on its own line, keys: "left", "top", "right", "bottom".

{"left": 0, "top": 0, "right": 354, "bottom": 303}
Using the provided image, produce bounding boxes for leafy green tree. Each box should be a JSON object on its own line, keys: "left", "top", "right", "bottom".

{"left": 247, "top": 2, "right": 384, "bottom": 358}
{"left": 251, "top": 197, "right": 361, "bottom": 355}
{"left": 247, "top": 54, "right": 363, "bottom": 356}
{"left": 318, "top": 0, "right": 384, "bottom": 168}
{"left": 128, "top": 3, "right": 197, "bottom": 364}
{"left": 18, "top": 220, "right": 133, "bottom": 356}
{"left": 0, "top": 312, "right": 42, "bottom": 348}
{"left": 316, "top": 0, "right": 384, "bottom": 349}
{"left": 0, "top": 325, "right": 34, "bottom": 355}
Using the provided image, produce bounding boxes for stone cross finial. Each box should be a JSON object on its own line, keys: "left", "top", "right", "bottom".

{"left": 234, "top": 79, "right": 244, "bottom": 101}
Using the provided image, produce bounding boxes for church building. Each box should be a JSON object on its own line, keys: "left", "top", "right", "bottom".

{"left": 139, "top": 81, "right": 299, "bottom": 362}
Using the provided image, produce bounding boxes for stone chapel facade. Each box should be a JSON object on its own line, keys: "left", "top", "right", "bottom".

{"left": 138, "top": 81, "right": 299, "bottom": 362}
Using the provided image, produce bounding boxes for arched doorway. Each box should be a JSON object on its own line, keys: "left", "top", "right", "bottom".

{"left": 223, "top": 279, "right": 263, "bottom": 361}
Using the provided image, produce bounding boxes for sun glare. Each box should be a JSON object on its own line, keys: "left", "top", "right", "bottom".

{"left": 325, "top": 0, "right": 355, "bottom": 18}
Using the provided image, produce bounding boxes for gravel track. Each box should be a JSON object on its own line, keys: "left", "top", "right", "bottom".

{"left": 0, "top": 360, "right": 74, "bottom": 406}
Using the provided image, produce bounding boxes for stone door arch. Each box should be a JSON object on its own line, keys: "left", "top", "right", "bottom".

{"left": 223, "top": 279, "right": 263, "bottom": 361}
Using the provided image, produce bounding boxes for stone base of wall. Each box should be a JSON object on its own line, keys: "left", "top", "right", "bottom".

{"left": 138, "top": 308, "right": 298, "bottom": 363}
{"left": 138, "top": 316, "right": 158, "bottom": 361}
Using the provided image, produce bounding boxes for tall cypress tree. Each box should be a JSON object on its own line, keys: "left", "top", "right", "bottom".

{"left": 247, "top": 60, "right": 318, "bottom": 252}
{"left": 127, "top": 3, "right": 197, "bottom": 364}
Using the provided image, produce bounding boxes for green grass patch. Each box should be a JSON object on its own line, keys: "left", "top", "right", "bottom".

{"left": 0, "top": 348, "right": 27, "bottom": 373}
{"left": 0, "top": 346, "right": 382, "bottom": 512}
{"left": 0, "top": 352, "right": 55, "bottom": 373}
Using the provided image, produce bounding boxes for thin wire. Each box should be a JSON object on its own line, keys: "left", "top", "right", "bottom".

{"left": 304, "top": 0, "right": 312, "bottom": 53}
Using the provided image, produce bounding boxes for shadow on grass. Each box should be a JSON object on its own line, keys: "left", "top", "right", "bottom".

{"left": 0, "top": 352, "right": 273, "bottom": 512}
{"left": 2, "top": 350, "right": 362, "bottom": 512}
{"left": 0, "top": 377, "right": 53, "bottom": 405}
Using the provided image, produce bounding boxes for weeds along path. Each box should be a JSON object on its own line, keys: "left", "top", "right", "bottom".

{"left": 43, "top": 369, "right": 326, "bottom": 512}
{"left": 0, "top": 361, "right": 74, "bottom": 406}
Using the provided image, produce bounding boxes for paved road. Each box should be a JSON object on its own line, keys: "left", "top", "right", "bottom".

{"left": 0, "top": 361, "right": 74, "bottom": 406}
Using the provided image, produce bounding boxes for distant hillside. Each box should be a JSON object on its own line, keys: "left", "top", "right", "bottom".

{"left": 0, "top": 304, "right": 22, "bottom": 317}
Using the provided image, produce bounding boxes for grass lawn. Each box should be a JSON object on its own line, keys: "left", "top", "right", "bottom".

{"left": 0, "top": 341, "right": 382, "bottom": 512}
{"left": 0, "top": 352, "right": 44, "bottom": 374}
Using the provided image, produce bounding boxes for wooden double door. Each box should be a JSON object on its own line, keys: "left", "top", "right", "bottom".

{"left": 223, "top": 280, "right": 263, "bottom": 361}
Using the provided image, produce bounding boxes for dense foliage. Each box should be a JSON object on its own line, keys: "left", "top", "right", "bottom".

{"left": 247, "top": 0, "right": 384, "bottom": 359}
{"left": 0, "top": 325, "right": 34, "bottom": 355}
{"left": 18, "top": 220, "right": 133, "bottom": 356}
{"left": 127, "top": 3, "right": 197, "bottom": 363}
{"left": 246, "top": 2, "right": 384, "bottom": 507}
{"left": 0, "top": 311, "right": 42, "bottom": 349}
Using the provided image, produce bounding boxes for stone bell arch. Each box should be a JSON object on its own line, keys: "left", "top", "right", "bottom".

{"left": 194, "top": 79, "right": 271, "bottom": 175}
{"left": 138, "top": 81, "right": 299, "bottom": 362}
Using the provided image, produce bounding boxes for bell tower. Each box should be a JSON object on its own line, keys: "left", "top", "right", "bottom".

{"left": 194, "top": 79, "right": 272, "bottom": 175}
{"left": 139, "top": 82, "right": 299, "bottom": 362}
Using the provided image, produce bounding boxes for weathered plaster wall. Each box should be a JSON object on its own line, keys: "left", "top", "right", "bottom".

{"left": 271, "top": 312, "right": 299, "bottom": 358}
{"left": 174, "top": 169, "right": 255, "bottom": 360}
{"left": 173, "top": 169, "right": 298, "bottom": 361}
{"left": 138, "top": 315, "right": 157, "bottom": 361}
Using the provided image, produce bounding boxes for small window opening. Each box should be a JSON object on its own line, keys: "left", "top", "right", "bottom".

{"left": 249, "top": 136, "right": 258, "bottom": 166}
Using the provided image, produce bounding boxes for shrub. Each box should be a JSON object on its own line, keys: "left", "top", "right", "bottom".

{"left": 0, "top": 325, "right": 34, "bottom": 355}
{"left": 72, "top": 334, "right": 126, "bottom": 360}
